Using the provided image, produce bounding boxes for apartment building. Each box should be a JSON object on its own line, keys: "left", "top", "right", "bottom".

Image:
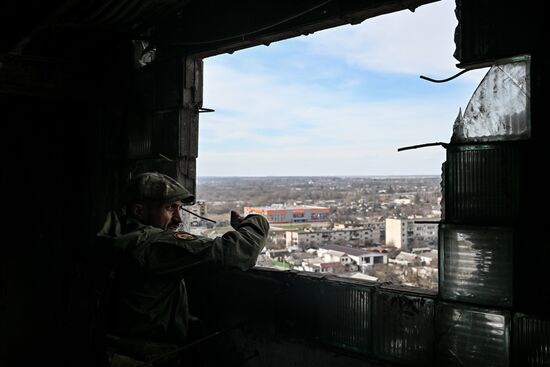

{"left": 286, "top": 227, "right": 383, "bottom": 248}
{"left": 385, "top": 218, "right": 438, "bottom": 250}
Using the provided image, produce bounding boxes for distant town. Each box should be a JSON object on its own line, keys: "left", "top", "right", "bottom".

{"left": 187, "top": 176, "right": 441, "bottom": 289}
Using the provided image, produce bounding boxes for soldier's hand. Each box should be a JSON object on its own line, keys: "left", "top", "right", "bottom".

{"left": 230, "top": 210, "right": 245, "bottom": 229}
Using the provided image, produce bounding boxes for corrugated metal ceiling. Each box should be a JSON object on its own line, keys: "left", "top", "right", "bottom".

{"left": 1, "top": 0, "right": 438, "bottom": 57}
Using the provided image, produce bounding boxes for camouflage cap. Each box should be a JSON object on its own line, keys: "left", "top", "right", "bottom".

{"left": 124, "top": 172, "right": 195, "bottom": 204}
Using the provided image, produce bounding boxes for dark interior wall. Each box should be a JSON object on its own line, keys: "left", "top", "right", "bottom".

{"left": 515, "top": 52, "right": 550, "bottom": 314}
{"left": 0, "top": 40, "right": 134, "bottom": 366}
{"left": 1, "top": 95, "right": 97, "bottom": 365}
{"left": 124, "top": 47, "right": 201, "bottom": 196}
{"left": 0, "top": 37, "right": 200, "bottom": 366}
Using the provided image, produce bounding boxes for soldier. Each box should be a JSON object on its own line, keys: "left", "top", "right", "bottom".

{"left": 97, "top": 172, "right": 269, "bottom": 347}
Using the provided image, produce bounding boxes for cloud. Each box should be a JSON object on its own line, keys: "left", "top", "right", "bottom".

{"left": 298, "top": 0, "right": 487, "bottom": 81}
{"left": 200, "top": 63, "right": 462, "bottom": 176}
{"left": 198, "top": 0, "right": 486, "bottom": 176}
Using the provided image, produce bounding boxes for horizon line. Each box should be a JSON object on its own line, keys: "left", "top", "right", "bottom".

{"left": 197, "top": 174, "right": 441, "bottom": 178}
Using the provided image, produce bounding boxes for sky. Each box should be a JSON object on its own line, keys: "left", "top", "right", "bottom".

{"left": 197, "top": 0, "right": 488, "bottom": 177}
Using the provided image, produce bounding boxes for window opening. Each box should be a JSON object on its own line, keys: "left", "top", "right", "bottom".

{"left": 193, "top": 0, "right": 488, "bottom": 290}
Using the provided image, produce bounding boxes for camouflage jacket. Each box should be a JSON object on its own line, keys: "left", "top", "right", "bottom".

{"left": 97, "top": 211, "right": 269, "bottom": 345}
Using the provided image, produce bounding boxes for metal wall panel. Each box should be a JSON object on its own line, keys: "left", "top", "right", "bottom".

{"left": 126, "top": 53, "right": 200, "bottom": 195}
{"left": 153, "top": 109, "right": 180, "bottom": 157}
{"left": 373, "top": 291, "right": 434, "bottom": 366}
{"left": 436, "top": 302, "right": 510, "bottom": 367}
{"left": 128, "top": 66, "right": 154, "bottom": 159}
{"left": 454, "top": 1, "right": 537, "bottom": 67}
{"left": 178, "top": 108, "right": 199, "bottom": 158}
{"left": 128, "top": 112, "right": 153, "bottom": 158}
{"left": 440, "top": 225, "right": 513, "bottom": 307}
{"left": 318, "top": 282, "right": 371, "bottom": 353}
{"left": 154, "top": 61, "right": 183, "bottom": 110}
{"left": 513, "top": 313, "right": 550, "bottom": 366}
{"left": 445, "top": 144, "right": 522, "bottom": 224}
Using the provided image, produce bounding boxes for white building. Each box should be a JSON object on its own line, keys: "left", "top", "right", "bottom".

{"left": 385, "top": 218, "right": 438, "bottom": 250}
{"left": 316, "top": 249, "right": 352, "bottom": 265}
{"left": 385, "top": 218, "right": 407, "bottom": 249}
{"left": 321, "top": 244, "right": 387, "bottom": 269}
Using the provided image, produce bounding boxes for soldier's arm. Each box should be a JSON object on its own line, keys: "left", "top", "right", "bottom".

{"left": 209, "top": 214, "right": 269, "bottom": 270}
{"left": 150, "top": 214, "right": 269, "bottom": 275}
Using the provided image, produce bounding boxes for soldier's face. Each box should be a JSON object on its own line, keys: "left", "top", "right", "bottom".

{"left": 140, "top": 200, "right": 183, "bottom": 231}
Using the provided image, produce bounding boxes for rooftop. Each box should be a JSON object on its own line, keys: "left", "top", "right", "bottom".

{"left": 321, "top": 244, "right": 384, "bottom": 257}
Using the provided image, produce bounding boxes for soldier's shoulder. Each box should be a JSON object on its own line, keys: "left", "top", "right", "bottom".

{"left": 172, "top": 231, "right": 199, "bottom": 241}
{"left": 151, "top": 230, "right": 214, "bottom": 255}
{"left": 152, "top": 230, "right": 204, "bottom": 244}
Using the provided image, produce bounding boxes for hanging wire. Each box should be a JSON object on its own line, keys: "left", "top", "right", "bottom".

{"left": 419, "top": 68, "right": 473, "bottom": 83}
{"left": 397, "top": 142, "right": 448, "bottom": 152}
{"left": 158, "top": 153, "right": 174, "bottom": 162}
